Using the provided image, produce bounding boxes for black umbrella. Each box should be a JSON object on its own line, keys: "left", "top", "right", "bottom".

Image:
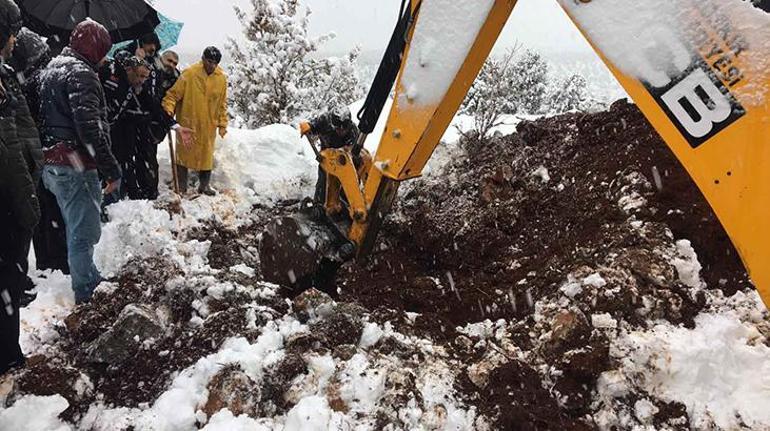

{"left": 17, "top": 0, "right": 160, "bottom": 44}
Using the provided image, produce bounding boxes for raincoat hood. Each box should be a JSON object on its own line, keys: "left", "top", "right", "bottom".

{"left": 69, "top": 19, "right": 111, "bottom": 65}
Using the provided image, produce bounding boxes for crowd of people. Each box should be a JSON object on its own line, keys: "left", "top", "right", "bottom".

{"left": 0, "top": 0, "right": 230, "bottom": 376}
{"left": 0, "top": 0, "right": 363, "bottom": 380}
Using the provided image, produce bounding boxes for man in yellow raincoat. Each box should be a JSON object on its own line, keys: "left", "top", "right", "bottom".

{"left": 162, "top": 46, "right": 228, "bottom": 195}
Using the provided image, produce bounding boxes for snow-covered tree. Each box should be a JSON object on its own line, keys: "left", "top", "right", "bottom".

{"left": 548, "top": 73, "right": 589, "bottom": 113}
{"left": 459, "top": 48, "right": 519, "bottom": 138}
{"left": 227, "top": 0, "right": 364, "bottom": 127}
{"left": 546, "top": 73, "right": 609, "bottom": 114}
{"left": 509, "top": 49, "right": 549, "bottom": 114}
{"left": 459, "top": 48, "right": 549, "bottom": 138}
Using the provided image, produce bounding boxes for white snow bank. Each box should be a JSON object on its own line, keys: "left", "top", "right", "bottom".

{"left": 284, "top": 396, "right": 332, "bottom": 431}
{"left": 337, "top": 354, "right": 387, "bottom": 414}
{"left": 80, "top": 405, "right": 143, "bottom": 431}
{"left": 201, "top": 409, "right": 270, "bottom": 431}
{"left": 212, "top": 125, "right": 316, "bottom": 202}
{"left": 671, "top": 239, "right": 704, "bottom": 289}
{"left": 96, "top": 200, "right": 181, "bottom": 276}
{"left": 19, "top": 270, "right": 73, "bottom": 355}
{"left": 157, "top": 125, "right": 316, "bottom": 205}
{"left": 0, "top": 395, "right": 71, "bottom": 431}
{"left": 616, "top": 312, "right": 770, "bottom": 429}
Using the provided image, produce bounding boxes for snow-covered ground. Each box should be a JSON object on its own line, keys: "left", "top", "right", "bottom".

{"left": 3, "top": 99, "right": 770, "bottom": 430}
{"left": 2, "top": 117, "right": 489, "bottom": 430}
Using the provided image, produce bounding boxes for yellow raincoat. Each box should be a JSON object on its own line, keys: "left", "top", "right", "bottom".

{"left": 162, "top": 61, "right": 228, "bottom": 171}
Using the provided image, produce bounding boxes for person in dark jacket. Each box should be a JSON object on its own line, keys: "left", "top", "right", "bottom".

{"left": 9, "top": 27, "right": 51, "bottom": 124}
{"left": 121, "top": 32, "right": 161, "bottom": 64}
{"left": 10, "top": 27, "right": 69, "bottom": 274}
{"left": 299, "top": 105, "right": 363, "bottom": 205}
{"left": 100, "top": 55, "right": 191, "bottom": 201}
{"left": 39, "top": 19, "right": 120, "bottom": 304}
{"left": 117, "top": 33, "right": 170, "bottom": 199}
{"left": 101, "top": 55, "right": 153, "bottom": 201}
{"left": 0, "top": 0, "right": 41, "bottom": 376}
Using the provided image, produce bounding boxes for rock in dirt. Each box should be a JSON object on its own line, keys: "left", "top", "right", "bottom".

{"left": 293, "top": 288, "right": 334, "bottom": 318}
{"left": 467, "top": 350, "right": 509, "bottom": 389}
{"left": 86, "top": 304, "right": 165, "bottom": 365}
{"left": 262, "top": 353, "right": 308, "bottom": 412}
{"left": 332, "top": 344, "right": 357, "bottom": 361}
{"left": 203, "top": 365, "right": 262, "bottom": 418}
{"left": 8, "top": 360, "right": 94, "bottom": 421}
{"left": 616, "top": 248, "right": 676, "bottom": 288}
{"left": 544, "top": 308, "right": 592, "bottom": 355}
{"left": 285, "top": 331, "right": 321, "bottom": 353}
{"left": 309, "top": 303, "right": 366, "bottom": 348}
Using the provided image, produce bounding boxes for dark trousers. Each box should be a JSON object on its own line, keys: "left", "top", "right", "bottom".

{"left": 314, "top": 166, "right": 326, "bottom": 204}
{"left": 135, "top": 139, "right": 159, "bottom": 200}
{"left": 0, "top": 263, "right": 25, "bottom": 375}
{"left": 32, "top": 183, "right": 69, "bottom": 273}
{"left": 111, "top": 123, "right": 159, "bottom": 201}
{"left": 112, "top": 124, "right": 141, "bottom": 200}
{"left": 0, "top": 211, "right": 29, "bottom": 374}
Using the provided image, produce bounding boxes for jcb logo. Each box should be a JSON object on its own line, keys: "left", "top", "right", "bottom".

{"left": 634, "top": 25, "right": 745, "bottom": 148}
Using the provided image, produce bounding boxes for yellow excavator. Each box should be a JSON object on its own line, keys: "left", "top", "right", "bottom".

{"left": 259, "top": 0, "right": 770, "bottom": 309}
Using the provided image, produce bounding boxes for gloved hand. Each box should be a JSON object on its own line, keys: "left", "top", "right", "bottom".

{"left": 299, "top": 121, "right": 311, "bottom": 136}
{"left": 103, "top": 178, "right": 121, "bottom": 195}
{"left": 218, "top": 127, "right": 228, "bottom": 139}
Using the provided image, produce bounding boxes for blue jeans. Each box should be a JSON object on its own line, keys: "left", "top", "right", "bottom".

{"left": 42, "top": 165, "right": 103, "bottom": 303}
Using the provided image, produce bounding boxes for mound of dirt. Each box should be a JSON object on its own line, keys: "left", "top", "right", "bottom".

{"left": 338, "top": 100, "right": 750, "bottom": 428}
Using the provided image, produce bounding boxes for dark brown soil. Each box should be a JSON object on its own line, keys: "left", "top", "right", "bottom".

{"left": 336, "top": 100, "right": 750, "bottom": 429}
{"left": 340, "top": 101, "right": 747, "bottom": 331}
{"left": 456, "top": 360, "right": 593, "bottom": 431}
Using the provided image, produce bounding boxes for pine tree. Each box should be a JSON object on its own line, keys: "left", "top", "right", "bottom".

{"left": 548, "top": 73, "right": 591, "bottom": 113}
{"left": 459, "top": 48, "right": 549, "bottom": 138}
{"left": 227, "top": 0, "right": 364, "bottom": 128}
{"left": 509, "top": 49, "right": 548, "bottom": 114}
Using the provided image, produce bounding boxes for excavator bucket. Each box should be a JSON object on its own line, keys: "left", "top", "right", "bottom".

{"left": 557, "top": 0, "right": 770, "bottom": 308}
{"left": 258, "top": 204, "right": 354, "bottom": 292}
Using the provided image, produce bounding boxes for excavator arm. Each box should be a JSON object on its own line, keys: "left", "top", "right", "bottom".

{"left": 261, "top": 0, "right": 770, "bottom": 309}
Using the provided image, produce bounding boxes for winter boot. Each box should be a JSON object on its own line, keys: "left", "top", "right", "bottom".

{"left": 176, "top": 165, "right": 189, "bottom": 194}
{"left": 198, "top": 171, "right": 216, "bottom": 196}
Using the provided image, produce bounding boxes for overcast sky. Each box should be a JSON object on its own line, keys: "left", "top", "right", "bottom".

{"left": 155, "top": 0, "right": 594, "bottom": 59}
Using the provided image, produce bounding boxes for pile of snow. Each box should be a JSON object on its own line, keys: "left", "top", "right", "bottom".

{"left": 0, "top": 395, "right": 71, "bottom": 431}
{"left": 212, "top": 125, "right": 316, "bottom": 202}
{"left": 19, "top": 270, "right": 74, "bottom": 357}
{"left": 157, "top": 125, "right": 317, "bottom": 206}
{"left": 611, "top": 309, "right": 770, "bottom": 430}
